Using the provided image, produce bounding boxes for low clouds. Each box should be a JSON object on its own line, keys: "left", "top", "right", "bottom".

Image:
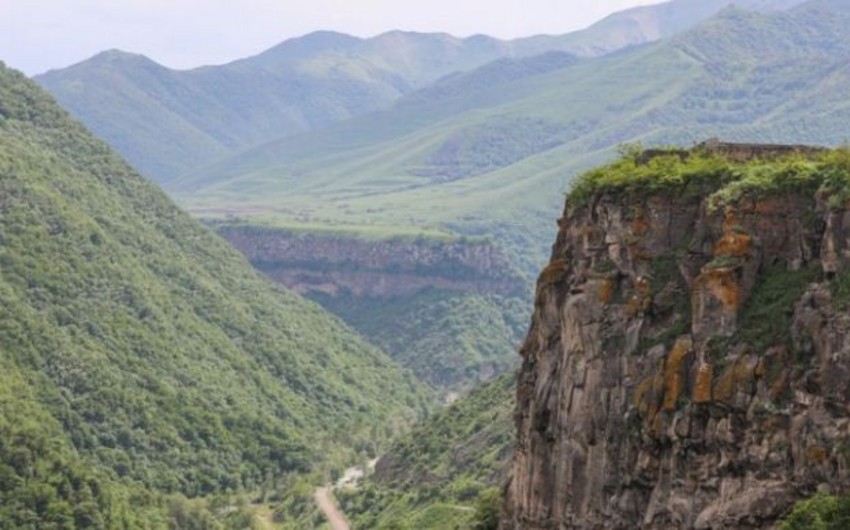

{"left": 1, "top": 0, "right": 653, "bottom": 75}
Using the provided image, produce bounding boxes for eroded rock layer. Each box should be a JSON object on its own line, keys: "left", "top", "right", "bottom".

{"left": 217, "top": 225, "right": 525, "bottom": 298}
{"left": 503, "top": 159, "right": 850, "bottom": 529}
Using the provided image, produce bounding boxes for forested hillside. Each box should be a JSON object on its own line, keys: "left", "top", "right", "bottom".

{"left": 338, "top": 373, "right": 515, "bottom": 529}
{"left": 0, "top": 63, "right": 432, "bottom": 526}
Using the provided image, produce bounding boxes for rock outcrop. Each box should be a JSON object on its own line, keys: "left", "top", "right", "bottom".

{"left": 502, "top": 147, "right": 850, "bottom": 529}
{"left": 216, "top": 225, "right": 526, "bottom": 298}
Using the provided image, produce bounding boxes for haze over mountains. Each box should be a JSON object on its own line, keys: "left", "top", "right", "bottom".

{"left": 156, "top": 0, "right": 850, "bottom": 272}
{"left": 36, "top": 0, "right": 805, "bottom": 183}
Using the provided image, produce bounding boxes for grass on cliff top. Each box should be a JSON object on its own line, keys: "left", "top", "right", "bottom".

{"left": 202, "top": 216, "right": 464, "bottom": 243}
{"left": 567, "top": 145, "right": 850, "bottom": 209}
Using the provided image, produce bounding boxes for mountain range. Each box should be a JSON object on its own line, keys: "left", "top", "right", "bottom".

{"left": 35, "top": 0, "right": 805, "bottom": 183}
{"left": 149, "top": 0, "right": 848, "bottom": 275}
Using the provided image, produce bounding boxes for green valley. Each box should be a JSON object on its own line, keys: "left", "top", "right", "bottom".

{"left": 0, "top": 62, "right": 432, "bottom": 526}
{"left": 337, "top": 373, "right": 515, "bottom": 529}
{"left": 13, "top": 0, "right": 850, "bottom": 527}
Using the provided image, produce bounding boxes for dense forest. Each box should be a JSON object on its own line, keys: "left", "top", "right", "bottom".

{"left": 0, "top": 63, "right": 432, "bottom": 526}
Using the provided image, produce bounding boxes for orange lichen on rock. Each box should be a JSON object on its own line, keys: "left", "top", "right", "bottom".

{"left": 539, "top": 258, "right": 570, "bottom": 286}
{"left": 635, "top": 371, "right": 665, "bottom": 431}
{"left": 713, "top": 231, "right": 752, "bottom": 257}
{"left": 714, "top": 207, "right": 753, "bottom": 257}
{"left": 713, "top": 361, "right": 738, "bottom": 403}
{"left": 663, "top": 337, "right": 693, "bottom": 411}
{"left": 806, "top": 446, "right": 829, "bottom": 463}
{"left": 626, "top": 276, "right": 653, "bottom": 317}
{"left": 700, "top": 267, "right": 741, "bottom": 311}
{"left": 635, "top": 376, "right": 655, "bottom": 413}
{"left": 769, "top": 370, "right": 790, "bottom": 402}
{"left": 713, "top": 357, "right": 759, "bottom": 404}
{"left": 693, "top": 363, "right": 713, "bottom": 403}
{"left": 598, "top": 277, "right": 615, "bottom": 304}
{"left": 752, "top": 197, "right": 787, "bottom": 215}
{"left": 632, "top": 206, "right": 650, "bottom": 236}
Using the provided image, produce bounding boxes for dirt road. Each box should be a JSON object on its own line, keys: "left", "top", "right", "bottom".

{"left": 315, "top": 487, "right": 350, "bottom": 530}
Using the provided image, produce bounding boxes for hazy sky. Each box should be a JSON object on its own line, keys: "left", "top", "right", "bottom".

{"left": 0, "top": 0, "right": 657, "bottom": 75}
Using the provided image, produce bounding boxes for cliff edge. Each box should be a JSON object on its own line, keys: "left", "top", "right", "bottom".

{"left": 502, "top": 144, "right": 850, "bottom": 529}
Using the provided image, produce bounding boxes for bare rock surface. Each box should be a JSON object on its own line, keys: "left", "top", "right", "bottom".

{"left": 502, "top": 164, "right": 850, "bottom": 529}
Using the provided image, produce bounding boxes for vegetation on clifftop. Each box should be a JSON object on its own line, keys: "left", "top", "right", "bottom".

{"left": 568, "top": 144, "right": 850, "bottom": 209}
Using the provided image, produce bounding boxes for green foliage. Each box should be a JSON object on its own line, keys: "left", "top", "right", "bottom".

{"left": 0, "top": 63, "right": 433, "bottom": 525}
{"left": 568, "top": 148, "right": 850, "bottom": 212}
{"left": 313, "top": 289, "right": 527, "bottom": 392}
{"left": 568, "top": 151, "right": 736, "bottom": 207}
{"left": 779, "top": 492, "right": 850, "bottom": 530}
{"left": 339, "top": 374, "right": 515, "bottom": 529}
{"left": 410, "top": 116, "right": 568, "bottom": 181}
{"left": 0, "top": 360, "right": 161, "bottom": 529}
{"left": 736, "top": 265, "right": 821, "bottom": 352}
{"left": 470, "top": 488, "right": 502, "bottom": 530}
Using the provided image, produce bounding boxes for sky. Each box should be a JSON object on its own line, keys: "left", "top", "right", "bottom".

{"left": 0, "top": 0, "right": 657, "bottom": 76}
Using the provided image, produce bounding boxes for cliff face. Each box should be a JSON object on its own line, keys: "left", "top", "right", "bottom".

{"left": 503, "top": 151, "right": 850, "bottom": 529}
{"left": 216, "top": 225, "right": 529, "bottom": 392}
{"left": 217, "top": 226, "right": 525, "bottom": 298}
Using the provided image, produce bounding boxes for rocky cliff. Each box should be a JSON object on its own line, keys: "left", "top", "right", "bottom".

{"left": 502, "top": 145, "right": 850, "bottom": 529}
{"left": 216, "top": 225, "right": 526, "bottom": 298}
{"left": 216, "top": 224, "right": 529, "bottom": 392}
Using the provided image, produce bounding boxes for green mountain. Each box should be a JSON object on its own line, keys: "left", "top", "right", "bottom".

{"left": 337, "top": 373, "right": 515, "bottom": 529}
{"left": 33, "top": 33, "right": 513, "bottom": 182}
{"left": 516, "top": 0, "right": 803, "bottom": 57}
{"left": 34, "top": 0, "right": 803, "bottom": 184}
{"left": 174, "top": 0, "right": 850, "bottom": 270}
{"left": 312, "top": 289, "right": 527, "bottom": 392}
{"left": 0, "top": 63, "right": 432, "bottom": 525}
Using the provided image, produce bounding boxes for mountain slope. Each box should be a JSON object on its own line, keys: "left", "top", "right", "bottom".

{"left": 0, "top": 61, "right": 431, "bottom": 522}
{"left": 0, "top": 358, "right": 172, "bottom": 528}
{"left": 174, "top": 1, "right": 850, "bottom": 272}
{"left": 33, "top": 32, "right": 513, "bottom": 182}
{"left": 338, "top": 373, "right": 515, "bottom": 529}
{"left": 514, "top": 0, "right": 804, "bottom": 57}
{"left": 35, "top": 0, "right": 806, "bottom": 184}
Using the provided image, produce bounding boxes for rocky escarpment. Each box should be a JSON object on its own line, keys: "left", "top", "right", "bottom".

{"left": 216, "top": 225, "right": 526, "bottom": 298}
{"left": 502, "top": 146, "right": 850, "bottom": 529}
{"left": 217, "top": 224, "right": 529, "bottom": 392}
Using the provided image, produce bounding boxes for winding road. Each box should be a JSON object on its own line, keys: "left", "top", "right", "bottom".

{"left": 314, "top": 487, "right": 350, "bottom": 530}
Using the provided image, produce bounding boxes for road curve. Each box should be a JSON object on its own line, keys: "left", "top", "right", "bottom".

{"left": 315, "top": 487, "right": 350, "bottom": 530}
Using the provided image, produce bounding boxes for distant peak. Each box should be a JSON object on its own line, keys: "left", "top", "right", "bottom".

{"left": 255, "top": 30, "right": 362, "bottom": 64}
{"left": 297, "top": 29, "right": 361, "bottom": 42}
{"left": 91, "top": 49, "right": 148, "bottom": 62}
{"left": 82, "top": 49, "right": 162, "bottom": 70}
